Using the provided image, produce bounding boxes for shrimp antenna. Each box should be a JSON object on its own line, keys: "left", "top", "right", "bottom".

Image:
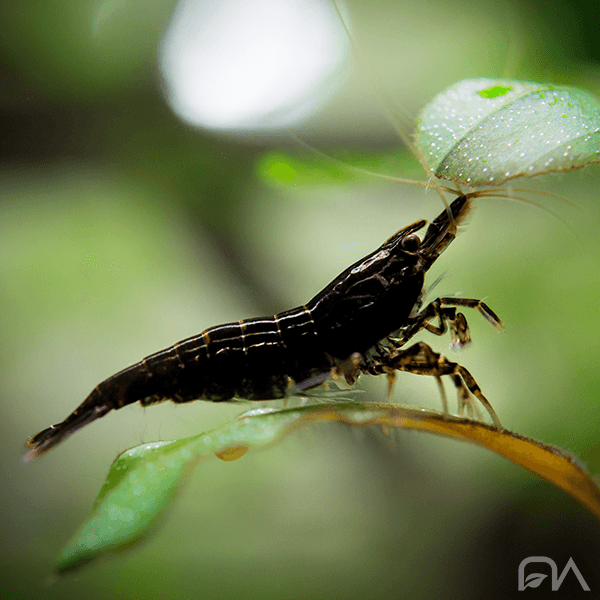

{"left": 331, "top": 0, "right": 451, "bottom": 212}
{"left": 289, "top": 133, "right": 457, "bottom": 194}
{"left": 465, "top": 189, "right": 583, "bottom": 245}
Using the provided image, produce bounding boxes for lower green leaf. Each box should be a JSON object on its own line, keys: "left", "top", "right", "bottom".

{"left": 57, "top": 403, "right": 600, "bottom": 573}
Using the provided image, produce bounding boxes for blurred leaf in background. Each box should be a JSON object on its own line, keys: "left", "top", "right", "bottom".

{"left": 2, "top": 0, "right": 600, "bottom": 598}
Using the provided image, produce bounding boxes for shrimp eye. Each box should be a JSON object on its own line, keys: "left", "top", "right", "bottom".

{"left": 401, "top": 234, "right": 420, "bottom": 252}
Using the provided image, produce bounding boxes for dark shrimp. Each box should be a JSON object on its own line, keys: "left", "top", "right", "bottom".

{"left": 24, "top": 195, "right": 503, "bottom": 461}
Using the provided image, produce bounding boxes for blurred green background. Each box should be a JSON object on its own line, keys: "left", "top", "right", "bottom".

{"left": 2, "top": 0, "right": 600, "bottom": 598}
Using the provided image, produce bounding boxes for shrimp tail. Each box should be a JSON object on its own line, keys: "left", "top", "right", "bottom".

{"left": 23, "top": 389, "right": 112, "bottom": 462}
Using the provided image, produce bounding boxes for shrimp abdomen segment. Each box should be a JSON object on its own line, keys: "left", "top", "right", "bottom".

{"left": 24, "top": 309, "right": 334, "bottom": 460}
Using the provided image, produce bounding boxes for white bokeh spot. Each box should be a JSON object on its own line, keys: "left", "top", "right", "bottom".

{"left": 159, "top": 0, "right": 349, "bottom": 132}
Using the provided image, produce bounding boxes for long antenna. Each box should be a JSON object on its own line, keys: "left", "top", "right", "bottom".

{"left": 331, "top": 0, "right": 450, "bottom": 211}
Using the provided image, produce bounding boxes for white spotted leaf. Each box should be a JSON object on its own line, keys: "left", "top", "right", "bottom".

{"left": 414, "top": 78, "right": 600, "bottom": 186}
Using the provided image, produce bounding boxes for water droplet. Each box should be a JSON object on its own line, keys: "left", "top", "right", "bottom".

{"left": 121, "top": 508, "right": 135, "bottom": 522}
{"left": 216, "top": 446, "right": 249, "bottom": 461}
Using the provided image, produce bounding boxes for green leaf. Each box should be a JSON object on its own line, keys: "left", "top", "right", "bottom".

{"left": 415, "top": 78, "right": 600, "bottom": 186}
{"left": 57, "top": 402, "right": 600, "bottom": 573}
{"left": 256, "top": 148, "right": 420, "bottom": 188}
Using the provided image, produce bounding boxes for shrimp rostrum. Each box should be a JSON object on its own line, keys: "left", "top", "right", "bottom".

{"left": 24, "top": 195, "right": 503, "bottom": 461}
